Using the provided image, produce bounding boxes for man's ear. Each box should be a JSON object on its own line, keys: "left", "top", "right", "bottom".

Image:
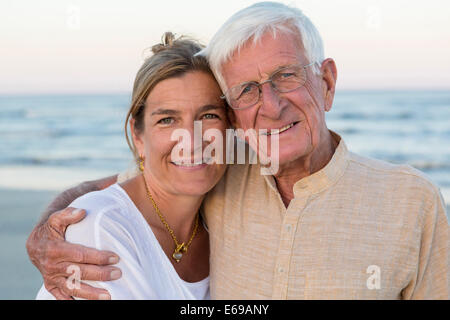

{"left": 320, "top": 58, "right": 337, "bottom": 112}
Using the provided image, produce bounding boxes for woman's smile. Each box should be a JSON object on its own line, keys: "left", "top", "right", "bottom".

{"left": 133, "top": 70, "right": 229, "bottom": 197}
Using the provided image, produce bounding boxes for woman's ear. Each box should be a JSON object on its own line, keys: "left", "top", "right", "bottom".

{"left": 130, "top": 118, "right": 144, "bottom": 156}
{"left": 320, "top": 58, "right": 337, "bottom": 112}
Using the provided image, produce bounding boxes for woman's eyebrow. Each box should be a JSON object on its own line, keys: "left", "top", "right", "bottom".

{"left": 150, "top": 105, "right": 224, "bottom": 116}
{"left": 150, "top": 108, "right": 180, "bottom": 116}
{"left": 197, "top": 104, "right": 225, "bottom": 113}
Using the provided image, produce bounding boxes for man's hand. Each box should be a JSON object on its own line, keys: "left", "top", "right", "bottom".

{"left": 26, "top": 207, "right": 122, "bottom": 300}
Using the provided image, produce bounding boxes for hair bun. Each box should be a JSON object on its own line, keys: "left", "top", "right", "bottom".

{"left": 151, "top": 32, "right": 176, "bottom": 54}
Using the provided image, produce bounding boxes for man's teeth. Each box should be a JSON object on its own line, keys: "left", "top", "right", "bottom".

{"left": 263, "top": 123, "right": 295, "bottom": 135}
{"left": 279, "top": 123, "right": 294, "bottom": 133}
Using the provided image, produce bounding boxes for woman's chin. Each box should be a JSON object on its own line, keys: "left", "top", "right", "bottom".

{"left": 154, "top": 161, "right": 226, "bottom": 197}
{"left": 172, "top": 183, "right": 213, "bottom": 197}
{"left": 167, "top": 168, "right": 218, "bottom": 195}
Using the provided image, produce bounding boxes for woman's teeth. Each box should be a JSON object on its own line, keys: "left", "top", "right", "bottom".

{"left": 172, "top": 158, "right": 212, "bottom": 166}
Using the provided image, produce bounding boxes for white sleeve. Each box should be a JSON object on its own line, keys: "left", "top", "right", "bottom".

{"left": 36, "top": 191, "right": 158, "bottom": 300}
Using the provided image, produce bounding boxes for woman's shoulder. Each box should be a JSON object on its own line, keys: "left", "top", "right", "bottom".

{"left": 66, "top": 184, "right": 138, "bottom": 250}
{"left": 70, "top": 183, "right": 128, "bottom": 213}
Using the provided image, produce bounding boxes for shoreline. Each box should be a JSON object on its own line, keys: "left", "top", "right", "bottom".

{"left": 0, "top": 165, "right": 121, "bottom": 192}
{"left": 0, "top": 188, "right": 58, "bottom": 299}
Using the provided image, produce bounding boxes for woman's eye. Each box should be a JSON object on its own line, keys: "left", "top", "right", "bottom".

{"left": 158, "top": 117, "right": 174, "bottom": 125}
{"left": 202, "top": 114, "right": 219, "bottom": 120}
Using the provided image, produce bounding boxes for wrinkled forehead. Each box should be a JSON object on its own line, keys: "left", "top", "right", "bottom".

{"left": 220, "top": 31, "right": 307, "bottom": 89}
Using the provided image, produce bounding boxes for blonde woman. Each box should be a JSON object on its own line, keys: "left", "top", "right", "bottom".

{"left": 36, "top": 33, "right": 228, "bottom": 299}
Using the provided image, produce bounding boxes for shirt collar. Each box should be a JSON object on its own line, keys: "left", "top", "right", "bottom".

{"left": 263, "top": 130, "right": 349, "bottom": 197}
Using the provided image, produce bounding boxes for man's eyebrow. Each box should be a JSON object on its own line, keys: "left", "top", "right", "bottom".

{"left": 150, "top": 108, "right": 181, "bottom": 116}
{"left": 271, "top": 63, "right": 298, "bottom": 73}
{"left": 234, "top": 63, "right": 297, "bottom": 86}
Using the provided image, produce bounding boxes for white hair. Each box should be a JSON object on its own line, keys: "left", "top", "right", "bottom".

{"left": 198, "top": 1, "right": 325, "bottom": 91}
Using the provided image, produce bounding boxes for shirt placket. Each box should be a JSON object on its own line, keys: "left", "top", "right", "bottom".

{"left": 272, "top": 196, "right": 308, "bottom": 299}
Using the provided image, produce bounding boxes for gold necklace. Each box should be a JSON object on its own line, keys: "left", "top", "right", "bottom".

{"left": 141, "top": 174, "right": 199, "bottom": 263}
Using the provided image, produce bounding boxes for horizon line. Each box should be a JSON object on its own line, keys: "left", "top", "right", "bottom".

{"left": 2, "top": 88, "right": 450, "bottom": 97}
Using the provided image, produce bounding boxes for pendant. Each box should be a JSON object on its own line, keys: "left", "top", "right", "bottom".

{"left": 172, "top": 243, "right": 186, "bottom": 263}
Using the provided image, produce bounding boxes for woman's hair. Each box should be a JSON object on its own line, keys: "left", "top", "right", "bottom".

{"left": 125, "top": 32, "right": 213, "bottom": 161}
{"left": 198, "top": 1, "right": 324, "bottom": 92}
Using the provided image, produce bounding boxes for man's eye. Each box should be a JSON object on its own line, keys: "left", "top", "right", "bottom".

{"left": 241, "top": 85, "right": 254, "bottom": 94}
{"left": 158, "top": 117, "right": 174, "bottom": 125}
{"left": 279, "top": 72, "right": 296, "bottom": 79}
{"left": 237, "top": 84, "right": 255, "bottom": 99}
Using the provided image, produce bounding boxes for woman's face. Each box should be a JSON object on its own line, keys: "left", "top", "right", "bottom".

{"left": 132, "top": 71, "right": 228, "bottom": 197}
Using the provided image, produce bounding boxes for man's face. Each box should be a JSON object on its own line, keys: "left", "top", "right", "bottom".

{"left": 221, "top": 31, "right": 333, "bottom": 168}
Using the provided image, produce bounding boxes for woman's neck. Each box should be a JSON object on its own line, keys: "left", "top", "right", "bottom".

{"left": 122, "top": 173, "right": 204, "bottom": 241}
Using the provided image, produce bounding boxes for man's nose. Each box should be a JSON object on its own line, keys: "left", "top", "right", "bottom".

{"left": 258, "top": 82, "right": 282, "bottom": 119}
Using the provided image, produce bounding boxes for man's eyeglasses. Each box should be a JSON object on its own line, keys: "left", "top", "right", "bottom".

{"left": 221, "top": 62, "right": 316, "bottom": 110}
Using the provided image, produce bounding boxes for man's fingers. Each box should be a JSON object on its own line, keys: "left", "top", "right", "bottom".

{"left": 62, "top": 263, "right": 122, "bottom": 281}
{"left": 49, "top": 287, "right": 74, "bottom": 300}
{"left": 57, "top": 241, "right": 120, "bottom": 266}
{"left": 47, "top": 207, "right": 86, "bottom": 235}
{"left": 57, "top": 277, "right": 111, "bottom": 300}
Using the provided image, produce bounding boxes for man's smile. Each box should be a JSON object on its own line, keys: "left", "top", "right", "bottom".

{"left": 260, "top": 121, "right": 301, "bottom": 136}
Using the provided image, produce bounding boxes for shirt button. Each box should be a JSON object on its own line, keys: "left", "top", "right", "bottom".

{"left": 278, "top": 267, "right": 284, "bottom": 273}
{"left": 285, "top": 224, "right": 292, "bottom": 232}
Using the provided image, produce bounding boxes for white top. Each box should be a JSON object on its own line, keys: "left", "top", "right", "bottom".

{"left": 36, "top": 184, "right": 210, "bottom": 300}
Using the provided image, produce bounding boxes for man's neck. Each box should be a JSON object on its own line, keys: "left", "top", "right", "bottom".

{"left": 274, "top": 130, "right": 338, "bottom": 207}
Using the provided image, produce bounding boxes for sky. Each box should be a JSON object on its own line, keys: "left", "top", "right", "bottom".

{"left": 1, "top": 0, "right": 450, "bottom": 94}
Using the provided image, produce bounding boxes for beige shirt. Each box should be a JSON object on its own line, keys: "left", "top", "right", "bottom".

{"left": 119, "top": 132, "right": 449, "bottom": 299}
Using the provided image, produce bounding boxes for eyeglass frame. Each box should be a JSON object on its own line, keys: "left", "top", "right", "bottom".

{"left": 220, "top": 61, "right": 316, "bottom": 110}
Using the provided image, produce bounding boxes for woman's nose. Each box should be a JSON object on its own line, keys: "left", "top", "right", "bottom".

{"left": 185, "top": 121, "right": 204, "bottom": 158}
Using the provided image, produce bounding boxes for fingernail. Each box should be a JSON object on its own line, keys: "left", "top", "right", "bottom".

{"left": 72, "top": 208, "right": 82, "bottom": 215}
{"left": 110, "top": 270, "right": 121, "bottom": 280}
{"left": 109, "top": 256, "right": 119, "bottom": 264}
{"left": 99, "top": 293, "right": 111, "bottom": 300}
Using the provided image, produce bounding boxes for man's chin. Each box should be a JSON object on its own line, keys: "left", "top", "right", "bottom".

{"left": 274, "top": 147, "right": 310, "bottom": 169}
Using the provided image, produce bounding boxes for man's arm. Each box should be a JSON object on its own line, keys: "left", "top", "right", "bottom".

{"left": 402, "top": 189, "right": 449, "bottom": 299}
{"left": 26, "top": 175, "right": 122, "bottom": 300}
{"left": 36, "top": 175, "right": 118, "bottom": 226}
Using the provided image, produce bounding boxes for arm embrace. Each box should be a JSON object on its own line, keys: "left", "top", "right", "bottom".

{"left": 26, "top": 175, "right": 121, "bottom": 300}
{"left": 36, "top": 186, "right": 156, "bottom": 300}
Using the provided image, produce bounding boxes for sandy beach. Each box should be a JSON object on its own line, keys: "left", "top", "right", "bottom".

{"left": 0, "top": 188, "right": 57, "bottom": 299}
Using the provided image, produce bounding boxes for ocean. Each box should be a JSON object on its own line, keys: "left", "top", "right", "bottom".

{"left": 1, "top": 91, "right": 449, "bottom": 198}
{"left": 0, "top": 91, "right": 449, "bottom": 299}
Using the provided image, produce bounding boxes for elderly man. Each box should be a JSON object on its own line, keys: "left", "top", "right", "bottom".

{"left": 27, "top": 2, "right": 449, "bottom": 299}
